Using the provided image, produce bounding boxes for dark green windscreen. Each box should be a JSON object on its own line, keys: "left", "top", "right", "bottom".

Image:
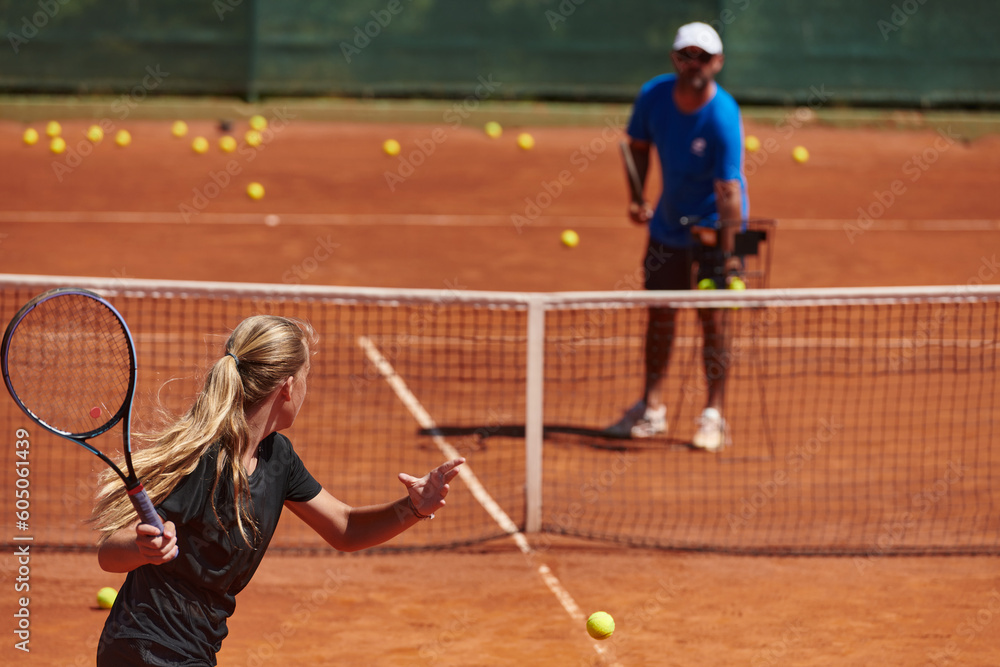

{"left": 1, "top": 0, "right": 997, "bottom": 106}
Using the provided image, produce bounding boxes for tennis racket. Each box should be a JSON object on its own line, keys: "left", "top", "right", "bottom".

{"left": 1, "top": 287, "right": 163, "bottom": 533}
{"left": 618, "top": 140, "right": 644, "bottom": 205}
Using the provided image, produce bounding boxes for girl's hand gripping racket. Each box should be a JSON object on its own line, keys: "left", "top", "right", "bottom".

{"left": 1, "top": 288, "right": 163, "bottom": 534}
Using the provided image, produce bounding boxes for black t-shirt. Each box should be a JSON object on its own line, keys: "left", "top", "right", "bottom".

{"left": 98, "top": 432, "right": 323, "bottom": 665}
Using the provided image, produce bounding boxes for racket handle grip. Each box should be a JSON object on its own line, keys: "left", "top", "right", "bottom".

{"left": 127, "top": 484, "right": 164, "bottom": 535}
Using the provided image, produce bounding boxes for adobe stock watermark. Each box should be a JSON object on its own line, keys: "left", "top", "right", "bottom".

{"left": 844, "top": 126, "right": 961, "bottom": 243}
{"left": 510, "top": 114, "right": 626, "bottom": 233}
{"left": 750, "top": 620, "right": 807, "bottom": 667}
{"left": 339, "top": 0, "right": 415, "bottom": 63}
{"left": 548, "top": 450, "right": 637, "bottom": 535}
{"left": 545, "top": 0, "right": 586, "bottom": 30}
{"left": 383, "top": 74, "right": 502, "bottom": 191}
{"left": 417, "top": 610, "right": 477, "bottom": 661}
{"left": 886, "top": 306, "right": 948, "bottom": 371}
{"left": 726, "top": 418, "right": 843, "bottom": 532}
{"left": 451, "top": 408, "right": 514, "bottom": 458}
{"left": 890, "top": 255, "right": 1000, "bottom": 369}
{"left": 518, "top": 445, "right": 637, "bottom": 567}
{"left": 281, "top": 235, "right": 340, "bottom": 284}
{"left": 877, "top": 0, "right": 930, "bottom": 41}
{"left": 349, "top": 278, "right": 468, "bottom": 391}
{"left": 240, "top": 567, "right": 351, "bottom": 666}
{"left": 51, "top": 65, "right": 170, "bottom": 183}
{"left": 213, "top": 0, "right": 246, "bottom": 20}
{"left": 926, "top": 587, "right": 1000, "bottom": 667}
{"left": 571, "top": 577, "right": 681, "bottom": 664}
{"left": 744, "top": 84, "right": 831, "bottom": 178}
{"left": 853, "top": 460, "right": 967, "bottom": 574}
{"left": 7, "top": 0, "right": 72, "bottom": 54}
{"left": 679, "top": 289, "right": 795, "bottom": 402}
{"left": 178, "top": 107, "right": 296, "bottom": 222}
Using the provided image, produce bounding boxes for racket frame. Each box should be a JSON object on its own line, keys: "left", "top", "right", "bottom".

{"left": 618, "top": 140, "right": 644, "bottom": 205}
{"left": 1, "top": 287, "right": 163, "bottom": 533}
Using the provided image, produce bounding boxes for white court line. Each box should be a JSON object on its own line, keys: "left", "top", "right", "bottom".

{"left": 0, "top": 210, "right": 998, "bottom": 231}
{"left": 356, "top": 335, "right": 611, "bottom": 659}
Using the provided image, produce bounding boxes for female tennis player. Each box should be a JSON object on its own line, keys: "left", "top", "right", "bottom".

{"left": 92, "top": 314, "right": 464, "bottom": 665}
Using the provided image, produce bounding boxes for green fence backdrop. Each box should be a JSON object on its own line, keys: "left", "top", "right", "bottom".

{"left": 2, "top": 0, "right": 998, "bottom": 106}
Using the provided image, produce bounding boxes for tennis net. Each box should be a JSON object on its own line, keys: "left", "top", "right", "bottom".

{"left": 1, "top": 274, "right": 997, "bottom": 555}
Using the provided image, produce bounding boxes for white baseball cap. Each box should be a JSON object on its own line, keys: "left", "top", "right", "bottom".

{"left": 672, "top": 22, "right": 723, "bottom": 55}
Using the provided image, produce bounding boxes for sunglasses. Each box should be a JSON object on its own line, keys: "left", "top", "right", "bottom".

{"left": 674, "top": 49, "right": 714, "bottom": 64}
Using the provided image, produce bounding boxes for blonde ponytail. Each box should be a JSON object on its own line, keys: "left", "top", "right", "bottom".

{"left": 92, "top": 315, "right": 317, "bottom": 545}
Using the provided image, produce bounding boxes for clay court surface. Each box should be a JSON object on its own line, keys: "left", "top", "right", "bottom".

{"left": 1, "top": 111, "right": 999, "bottom": 665}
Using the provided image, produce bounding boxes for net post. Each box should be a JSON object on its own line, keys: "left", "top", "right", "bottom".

{"left": 524, "top": 296, "right": 545, "bottom": 533}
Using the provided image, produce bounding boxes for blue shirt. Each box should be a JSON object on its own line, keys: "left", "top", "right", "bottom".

{"left": 627, "top": 74, "right": 748, "bottom": 248}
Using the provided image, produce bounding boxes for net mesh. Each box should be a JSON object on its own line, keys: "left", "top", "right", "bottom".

{"left": 1, "top": 276, "right": 997, "bottom": 555}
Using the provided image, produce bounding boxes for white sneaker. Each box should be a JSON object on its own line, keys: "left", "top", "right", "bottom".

{"left": 604, "top": 401, "right": 667, "bottom": 439}
{"left": 692, "top": 407, "right": 729, "bottom": 452}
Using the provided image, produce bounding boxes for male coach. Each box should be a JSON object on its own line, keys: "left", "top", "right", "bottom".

{"left": 605, "top": 22, "right": 748, "bottom": 452}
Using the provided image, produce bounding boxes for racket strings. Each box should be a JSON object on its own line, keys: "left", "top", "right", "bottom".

{"left": 8, "top": 294, "right": 132, "bottom": 435}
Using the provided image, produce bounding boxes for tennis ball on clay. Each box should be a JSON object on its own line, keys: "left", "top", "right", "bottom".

{"left": 586, "top": 611, "right": 615, "bottom": 640}
{"left": 745, "top": 135, "right": 761, "bottom": 152}
{"left": 383, "top": 139, "right": 401, "bottom": 156}
{"left": 245, "top": 130, "right": 263, "bottom": 148}
{"left": 247, "top": 182, "right": 265, "bottom": 200}
{"left": 484, "top": 121, "right": 502, "bottom": 139}
{"left": 249, "top": 114, "right": 268, "bottom": 131}
{"left": 697, "top": 278, "right": 716, "bottom": 290}
{"left": 517, "top": 132, "right": 535, "bottom": 150}
{"left": 97, "top": 587, "right": 116, "bottom": 609}
{"left": 219, "top": 135, "right": 237, "bottom": 153}
{"left": 792, "top": 145, "right": 809, "bottom": 163}
{"left": 171, "top": 120, "right": 188, "bottom": 137}
{"left": 49, "top": 137, "right": 66, "bottom": 154}
{"left": 728, "top": 277, "right": 746, "bottom": 290}
{"left": 86, "top": 125, "right": 104, "bottom": 143}
{"left": 46, "top": 120, "right": 61, "bottom": 137}
{"left": 22, "top": 128, "right": 39, "bottom": 145}
{"left": 561, "top": 229, "right": 580, "bottom": 248}
{"left": 191, "top": 136, "right": 210, "bottom": 154}
{"left": 115, "top": 129, "right": 131, "bottom": 147}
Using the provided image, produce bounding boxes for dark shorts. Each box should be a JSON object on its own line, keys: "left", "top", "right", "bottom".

{"left": 643, "top": 239, "right": 727, "bottom": 291}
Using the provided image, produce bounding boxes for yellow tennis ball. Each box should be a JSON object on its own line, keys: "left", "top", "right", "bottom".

{"left": 561, "top": 229, "right": 579, "bottom": 248}
{"left": 249, "top": 114, "right": 267, "bottom": 131}
{"left": 792, "top": 145, "right": 809, "bottom": 163}
{"left": 697, "top": 278, "right": 716, "bottom": 290}
{"left": 383, "top": 139, "right": 401, "bottom": 156}
{"left": 728, "top": 277, "right": 746, "bottom": 291}
{"left": 171, "top": 120, "right": 188, "bottom": 137}
{"left": 46, "top": 120, "right": 61, "bottom": 137}
{"left": 517, "top": 132, "right": 535, "bottom": 150}
{"left": 586, "top": 611, "right": 614, "bottom": 640}
{"left": 115, "top": 129, "right": 131, "bottom": 147}
{"left": 484, "top": 121, "right": 502, "bottom": 139}
{"left": 86, "top": 125, "right": 104, "bottom": 143}
{"left": 97, "top": 587, "right": 116, "bottom": 609}
{"left": 191, "top": 136, "right": 210, "bottom": 154}
{"left": 219, "top": 135, "right": 237, "bottom": 153}
{"left": 745, "top": 135, "right": 761, "bottom": 152}
{"left": 22, "top": 128, "right": 39, "bottom": 145}
{"left": 245, "top": 129, "right": 263, "bottom": 147}
{"left": 49, "top": 136, "right": 66, "bottom": 154}
{"left": 247, "top": 182, "right": 265, "bottom": 200}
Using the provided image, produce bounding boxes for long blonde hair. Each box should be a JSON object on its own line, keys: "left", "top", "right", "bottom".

{"left": 92, "top": 315, "right": 317, "bottom": 546}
